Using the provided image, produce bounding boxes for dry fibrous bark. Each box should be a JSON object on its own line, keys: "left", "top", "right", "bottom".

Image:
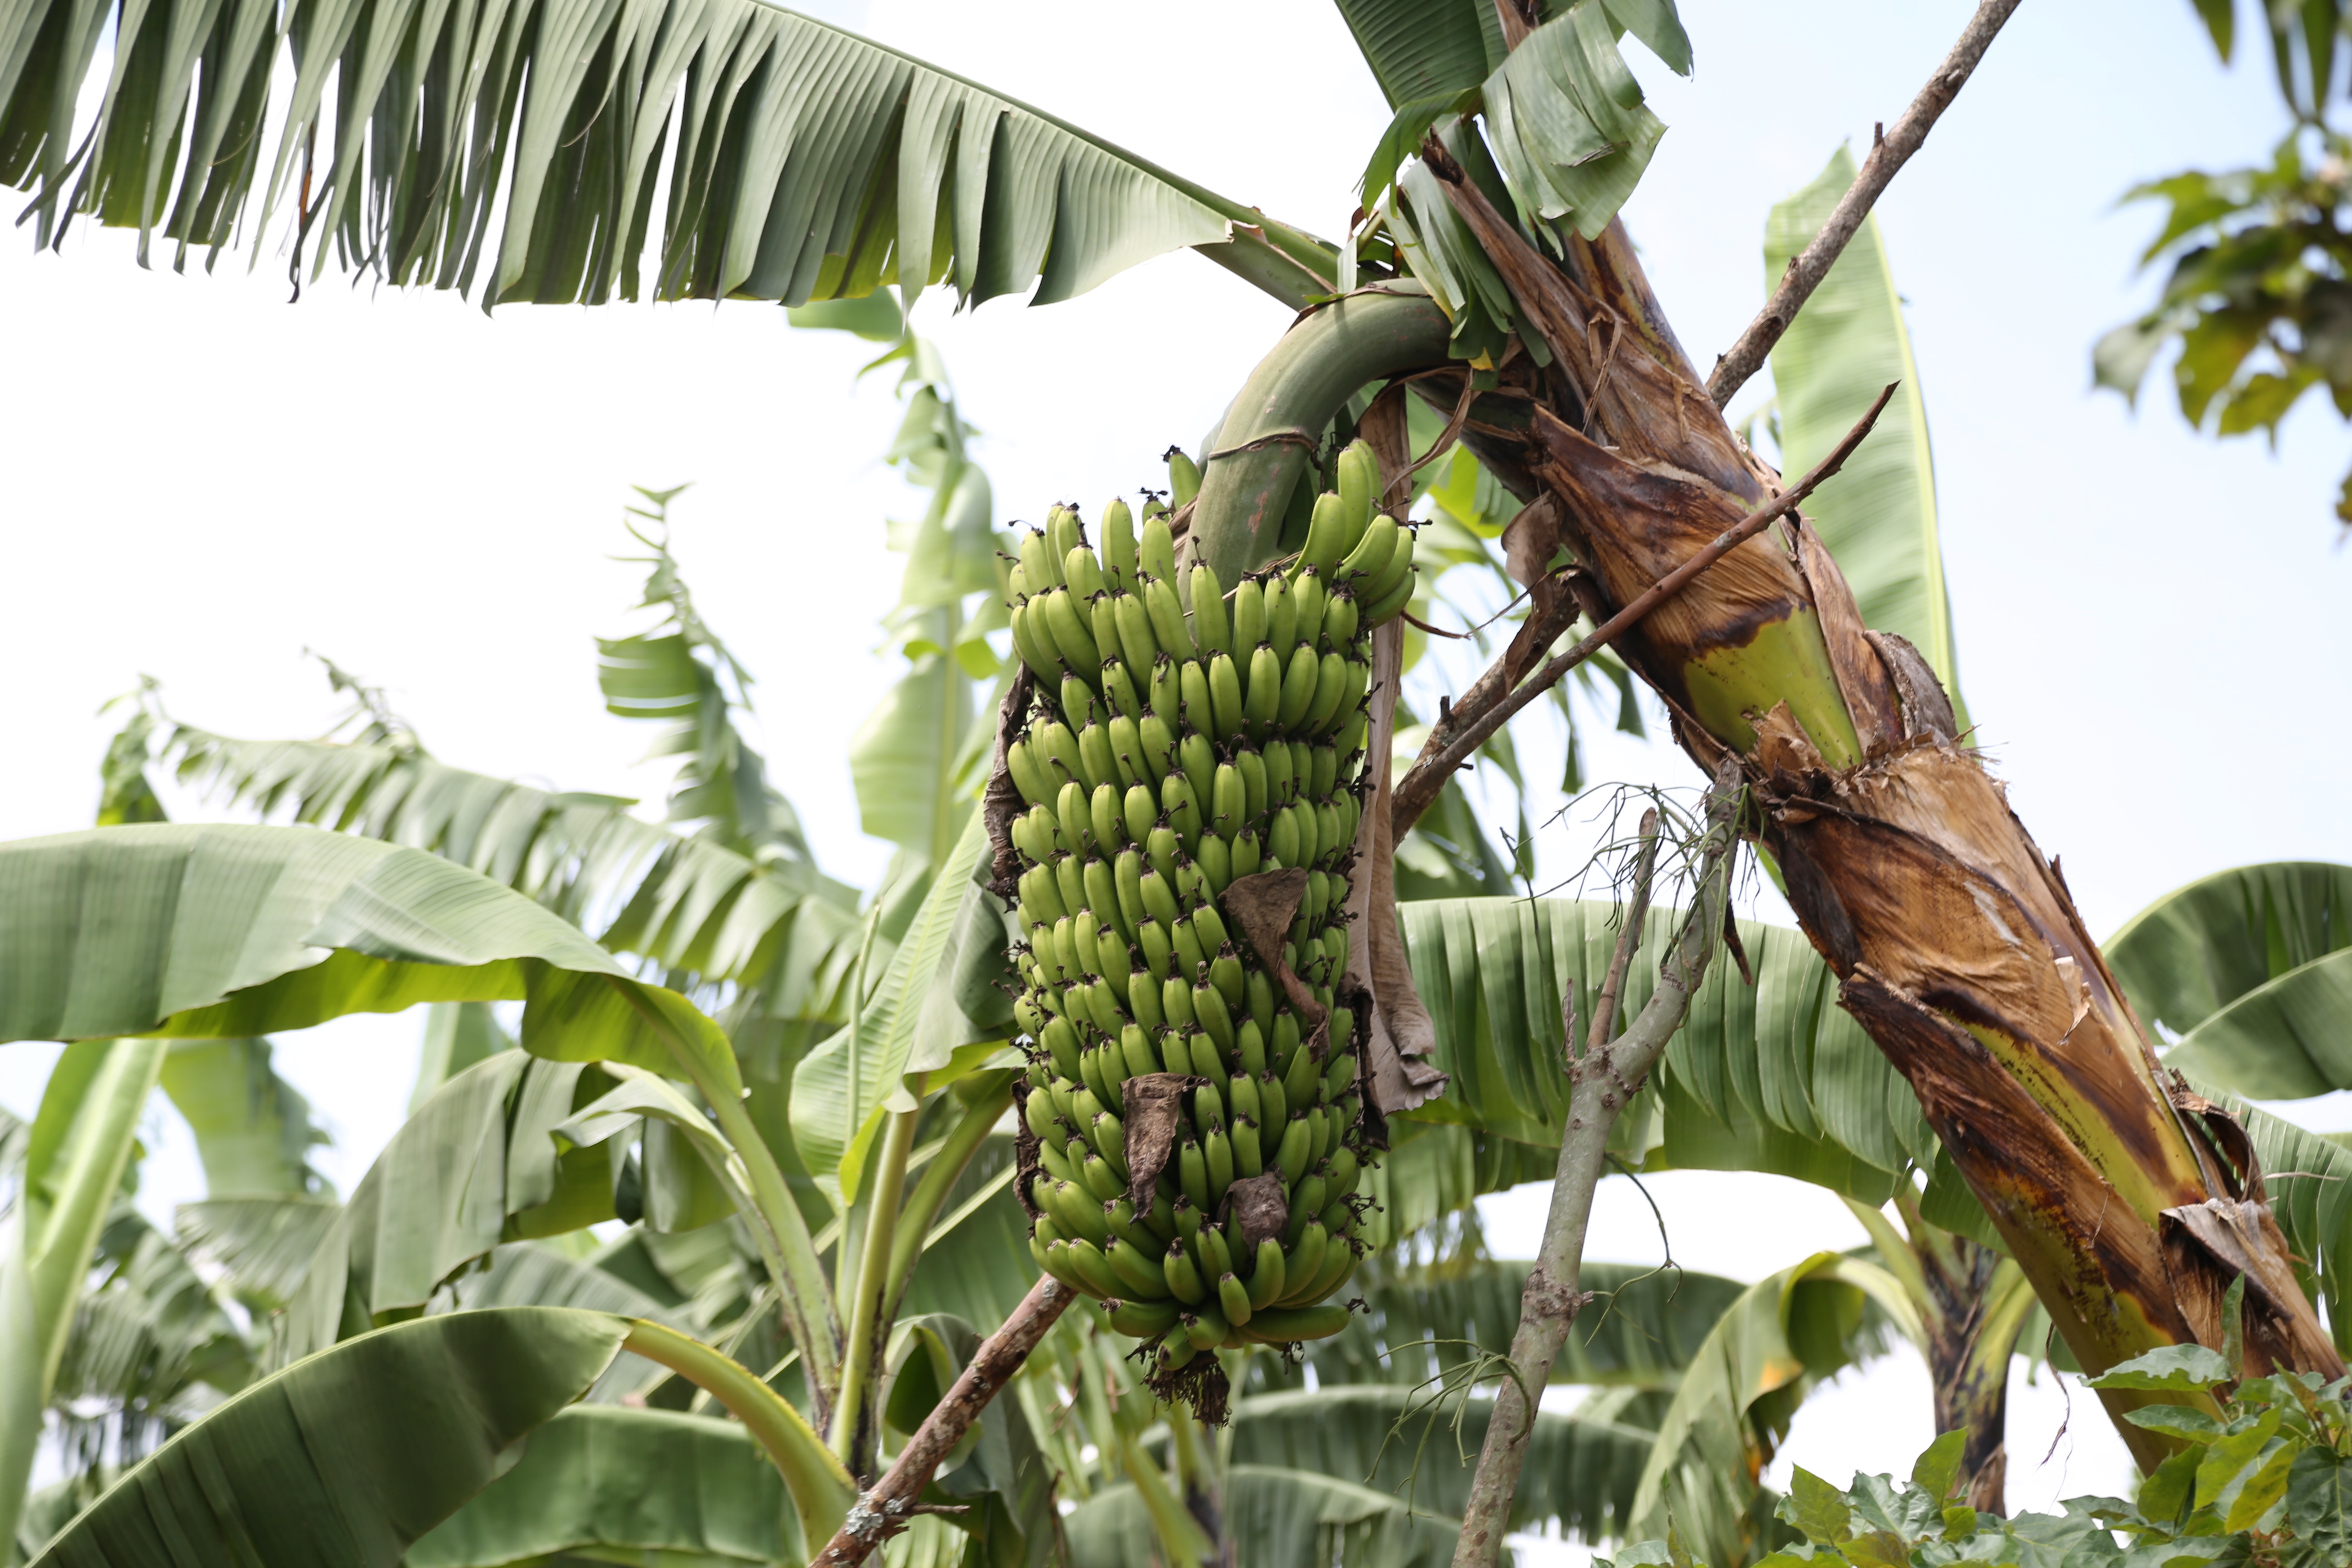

{"left": 1412, "top": 157, "right": 2341, "bottom": 1468}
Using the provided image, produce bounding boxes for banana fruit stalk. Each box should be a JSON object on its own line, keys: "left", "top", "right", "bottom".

{"left": 1002, "top": 441, "right": 1417, "bottom": 1372}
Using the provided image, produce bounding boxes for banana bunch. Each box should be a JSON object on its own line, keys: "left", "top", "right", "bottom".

{"left": 1002, "top": 440, "right": 1416, "bottom": 1372}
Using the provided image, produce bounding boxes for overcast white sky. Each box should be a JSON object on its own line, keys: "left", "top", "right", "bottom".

{"left": 1, "top": 0, "right": 2339, "bottom": 1536}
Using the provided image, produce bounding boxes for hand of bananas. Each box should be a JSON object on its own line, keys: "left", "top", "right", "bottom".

{"left": 1002, "top": 440, "right": 1418, "bottom": 1374}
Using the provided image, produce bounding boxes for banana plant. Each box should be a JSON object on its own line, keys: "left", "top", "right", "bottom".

{"left": 17, "top": 0, "right": 2352, "bottom": 1559}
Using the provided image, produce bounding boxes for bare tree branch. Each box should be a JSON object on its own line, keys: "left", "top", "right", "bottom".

{"left": 812, "top": 1276, "right": 1073, "bottom": 1566}
{"left": 1705, "top": 0, "right": 2024, "bottom": 409}
{"left": 1450, "top": 761, "right": 1745, "bottom": 1567}
{"left": 1391, "top": 384, "right": 1894, "bottom": 839}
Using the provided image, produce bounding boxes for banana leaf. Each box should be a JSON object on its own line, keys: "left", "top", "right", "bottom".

{"left": 1628, "top": 1255, "right": 1885, "bottom": 1568}
{"left": 0, "top": 824, "right": 745, "bottom": 1093}
{"left": 157, "top": 1037, "right": 325, "bottom": 1196}
{"left": 403, "top": 1405, "right": 797, "bottom": 1568}
{"left": 1333, "top": 0, "right": 1690, "bottom": 112}
{"left": 274, "top": 1053, "right": 617, "bottom": 1366}
{"left": 25, "top": 1308, "right": 629, "bottom": 1568}
{"left": 174, "top": 1196, "right": 342, "bottom": 1311}
{"left": 1765, "top": 145, "right": 1967, "bottom": 719}
{"left": 1228, "top": 1385, "right": 1656, "bottom": 1541}
{"left": 1067, "top": 1464, "right": 1463, "bottom": 1568}
{"left": 2103, "top": 862, "right": 2352, "bottom": 1099}
{"left": 410, "top": 1002, "right": 514, "bottom": 1115}
{"left": 1396, "top": 898, "right": 1930, "bottom": 1200}
{"left": 789, "top": 809, "right": 1014, "bottom": 1203}
{"left": 1276, "top": 1257, "right": 1747, "bottom": 1396}
{"left": 0, "top": 0, "right": 1281, "bottom": 310}
{"left": 160, "top": 724, "right": 860, "bottom": 995}
{"left": 0, "top": 1038, "right": 167, "bottom": 1550}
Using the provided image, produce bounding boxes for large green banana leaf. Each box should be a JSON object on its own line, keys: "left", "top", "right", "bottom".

{"left": 597, "top": 514, "right": 818, "bottom": 870}
{"left": 1066, "top": 1465, "right": 1463, "bottom": 1568}
{"left": 788, "top": 808, "right": 1013, "bottom": 1202}
{"left": 156, "top": 1037, "right": 325, "bottom": 1195}
{"left": 1765, "top": 145, "right": 1967, "bottom": 719}
{"left": 0, "top": 824, "right": 743, "bottom": 1090}
{"left": 1228, "top": 1385, "right": 1655, "bottom": 1543}
{"left": 160, "top": 724, "right": 862, "bottom": 993}
{"left": 2103, "top": 862, "right": 2352, "bottom": 1100}
{"left": 0, "top": 0, "right": 1303, "bottom": 310}
{"left": 0, "top": 1039, "right": 168, "bottom": 1548}
{"left": 1628, "top": 1254, "right": 1900, "bottom": 1568}
{"left": 24, "top": 1308, "right": 629, "bottom": 1568}
{"left": 49, "top": 1208, "right": 256, "bottom": 1447}
{"left": 273, "top": 1052, "right": 619, "bottom": 1366}
{"left": 1397, "top": 898, "right": 1930, "bottom": 1200}
{"left": 1332, "top": 0, "right": 1690, "bottom": 115}
{"left": 410, "top": 1001, "right": 514, "bottom": 1113}
{"left": 1273, "top": 1256, "right": 1745, "bottom": 1394}
{"left": 403, "top": 1404, "right": 798, "bottom": 1568}
{"left": 174, "top": 1194, "right": 343, "bottom": 1310}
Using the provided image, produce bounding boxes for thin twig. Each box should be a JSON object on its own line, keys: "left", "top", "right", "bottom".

{"left": 1450, "top": 761, "right": 1744, "bottom": 1568}
{"left": 812, "top": 1277, "right": 1072, "bottom": 1566}
{"left": 1705, "top": 0, "right": 2022, "bottom": 409}
{"left": 1392, "top": 383, "right": 1895, "bottom": 839}
{"left": 1586, "top": 810, "right": 1660, "bottom": 1056}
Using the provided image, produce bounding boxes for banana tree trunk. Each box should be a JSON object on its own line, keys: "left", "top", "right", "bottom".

{"left": 1187, "top": 172, "right": 2343, "bottom": 1475}
{"left": 1912, "top": 1228, "right": 2030, "bottom": 1512}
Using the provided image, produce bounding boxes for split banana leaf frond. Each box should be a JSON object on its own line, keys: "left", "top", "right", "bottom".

{"left": 0, "top": 0, "right": 1272, "bottom": 309}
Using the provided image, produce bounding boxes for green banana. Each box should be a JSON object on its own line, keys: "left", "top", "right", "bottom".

{"left": 1188, "top": 563, "right": 1229, "bottom": 655}
{"left": 1142, "top": 575, "right": 1190, "bottom": 661}
{"left": 1138, "top": 713, "right": 1178, "bottom": 783}
{"left": 1246, "top": 1237, "right": 1288, "bottom": 1309}
{"left": 1230, "top": 577, "right": 1265, "bottom": 657}
{"left": 1164, "top": 1240, "right": 1209, "bottom": 1305}
{"left": 1243, "top": 1303, "right": 1350, "bottom": 1343}
{"left": 1218, "top": 1272, "right": 1254, "bottom": 1328}
{"left": 1208, "top": 653, "right": 1245, "bottom": 742}
{"left": 1298, "top": 492, "right": 1348, "bottom": 578}
{"left": 1110, "top": 1296, "right": 1183, "bottom": 1336}
{"left": 1277, "top": 643, "right": 1320, "bottom": 729}
{"left": 1102, "top": 664, "right": 1143, "bottom": 725}
{"left": 1335, "top": 513, "right": 1398, "bottom": 588}
{"left": 1065, "top": 544, "right": 1107, "bottom": 601}
{"left": 1019, "top": 528, "right": 1063, "bottom": 591}
{"left": 1100, "top": 498, "right": 1137, "bottom": 592}
{"left": 1138, "top": 919, "right": 1174, "bottom": 978}
{"left": 1166, "top": 446, "right": 1202, "bottom": 507}
{"left": 1007, "top": 738, "right": 1054, "bottom": 808}
{"left": 1040, "top": 588, "right": 1102, "bottom": 679}
{"left": 1078, "top": 724, "right": 1118, "bottom": 794}
{"left": 1047, "top": 506, "right": 1085, "bottom": 565}
{"left": 1195, "top": 833, "right": 1231, "bottom": 895}
{"left": 1335, "top": 441, "right": 1378, "bottom": 549}
{"left": 1112, "top": 591, "right": 1158, "bottom": 671}
{"left": 1264, "top": 572, "right": 1296, "bottom": 664}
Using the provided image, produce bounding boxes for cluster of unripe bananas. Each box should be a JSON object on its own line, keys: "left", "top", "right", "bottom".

{"left": 1004, "top": 441, "right": 1419, "bottom": 1370}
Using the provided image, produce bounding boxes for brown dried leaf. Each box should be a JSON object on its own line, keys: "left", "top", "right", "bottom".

{"left": 1120, "top": 1073, "right": 1198, "bottom": 1210}
{"left": 1343, "top": 620, "right": 1448, "bottom": 1115}
{"left": 1221, "top": 1169, "right": 1288, "bottom": 1249}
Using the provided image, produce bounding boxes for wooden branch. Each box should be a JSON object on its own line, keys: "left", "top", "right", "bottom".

{"left": 1451, "top": 762, "right": 1744, "bottom": 1567}
{"left": 1390, "top": 383, "right": 1895, "bottom": 839}
{"left": 812, "top": 1276, "right": 1073, "bottom": 1566}
{"left": 1704, "top": 0, "right": 2023, "bottom": 409}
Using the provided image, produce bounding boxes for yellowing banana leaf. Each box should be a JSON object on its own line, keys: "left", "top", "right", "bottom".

{"left": 0, "top": 824, "right": 740, "bottom": 1094}
{"left": 2104, "top": 862, "right": 2352, "bottom": 1100}
{"left": 404, "top": 1405, "right": 799, "bottom": 1568}
{"left": 1765, "top": 145, "right": 1967, "bottom": 722}
{"left": 789, "top": 809, "right": 1012, "bottom": 1202}
{"left": 157, "top": 1037, "right": 326, "bottom": 1196}
{"left": 1, "top": 0, "right": 1272, "bottom": 311}
{"left": 25, "top": 1307, "right": 629, "bottom": 1568}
